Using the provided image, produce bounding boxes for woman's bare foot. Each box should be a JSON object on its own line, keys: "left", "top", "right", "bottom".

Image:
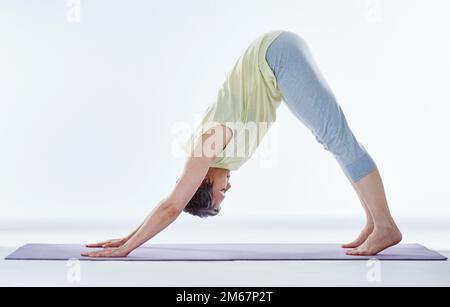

{"left": 342, "top": 223, "right": 374, "bottom": 249}
{"left": 346, "top": 226, "right": 402, "bottom": 256}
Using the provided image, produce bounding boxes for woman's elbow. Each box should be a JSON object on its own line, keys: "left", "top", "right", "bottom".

{"left": 162, "top": 202, "right": 184, "bottom": 218}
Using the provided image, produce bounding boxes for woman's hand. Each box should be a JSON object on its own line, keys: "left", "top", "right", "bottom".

{"left": 81, "top": 247, "right": 130, "bottom": 258}
{"left": 86, "top": 238, "right": 127, "bottom": 249}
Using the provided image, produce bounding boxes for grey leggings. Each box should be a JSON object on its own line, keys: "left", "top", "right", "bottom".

{"left": 266, "top": 31, "right": 377, "bottom": 183}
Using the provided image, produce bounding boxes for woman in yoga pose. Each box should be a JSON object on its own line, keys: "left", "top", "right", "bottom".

{"left": 82, "top": 30, "right": 402, "bottom": 258}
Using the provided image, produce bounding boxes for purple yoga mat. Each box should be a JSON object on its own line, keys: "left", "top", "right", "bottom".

{"left": 5, "top": 243, "right": 447, "bottom": 261}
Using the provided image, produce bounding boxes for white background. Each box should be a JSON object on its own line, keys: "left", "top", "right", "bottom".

{"left": 1, "top": 0, "right": 449, "bottom": 233}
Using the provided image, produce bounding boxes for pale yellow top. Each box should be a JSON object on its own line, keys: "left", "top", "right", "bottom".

{"left": 182, "top": 30, "right": 284, "bottom": 170}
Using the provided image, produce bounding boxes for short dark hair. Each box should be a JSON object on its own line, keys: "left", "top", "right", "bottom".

{"left": 183, "top": 181, "right": 221, "bottom": 218}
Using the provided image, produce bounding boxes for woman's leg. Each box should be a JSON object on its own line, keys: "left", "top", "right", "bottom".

{"left": 347, "top": 169, "right": 402, "bottom": 255}
{"left": 342, "top": 186, "right": 374, "bottom": 249}
{"left": 266, "top": 31, "right": 401, "bottom": 255}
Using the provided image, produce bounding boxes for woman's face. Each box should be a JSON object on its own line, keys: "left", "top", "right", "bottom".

{"left": 209, "top": 168, "right": 231, "bottom": 210}
{"left": 175, "top": 167, "right": 231, "bottom": 211}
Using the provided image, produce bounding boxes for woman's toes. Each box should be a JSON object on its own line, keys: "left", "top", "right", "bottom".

{"left": 342, "top": 241, "right": 364, "bottom": 249}
{"left": 342, "top": 242, "right": 357, "bottom": 248}
{"left": 341, "top": 226, "right": 374, "bottom": 249}
{"left": 346, "top": 247, "right": 371, "bottom": 256}
{"left": 353, "top": 249, "right": 370, "bottom": 256}
{"left": 346, "top": 249, "right": 359, "bottom": 255}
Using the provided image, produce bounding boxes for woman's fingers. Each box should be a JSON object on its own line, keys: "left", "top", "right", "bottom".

{"left": 86, "top": 239, "right": 121, "bottom": 248}
{"left": 81, "top": 248, "right": 128, "bottom": 258}
{"left": 81, "top": 249, "right": 110, "bottom": 257}
{"left": 86, "top": 242, "right": 104, "bottom": 248}
{"left": 102, "top": 240, "right": 123, "bottom": 248}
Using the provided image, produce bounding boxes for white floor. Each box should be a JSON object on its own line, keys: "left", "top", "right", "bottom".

{"left": 1, "top": 216, "right": 449, "bottom": 287}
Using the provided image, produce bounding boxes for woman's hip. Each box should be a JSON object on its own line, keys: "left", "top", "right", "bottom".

{"left": 265, "top": 31, "right": 310, "bottom": 80}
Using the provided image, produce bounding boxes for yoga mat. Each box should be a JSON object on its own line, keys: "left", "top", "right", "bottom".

{"left": 5, "top": 243, "right": 447, "bottom": 261}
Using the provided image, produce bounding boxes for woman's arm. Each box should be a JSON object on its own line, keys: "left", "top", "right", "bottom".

{"left": 81, "top": 125, "right": 231, "bottom": 257}
{"left": 85, "top": 223, "right": 144, "bottom": 248}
